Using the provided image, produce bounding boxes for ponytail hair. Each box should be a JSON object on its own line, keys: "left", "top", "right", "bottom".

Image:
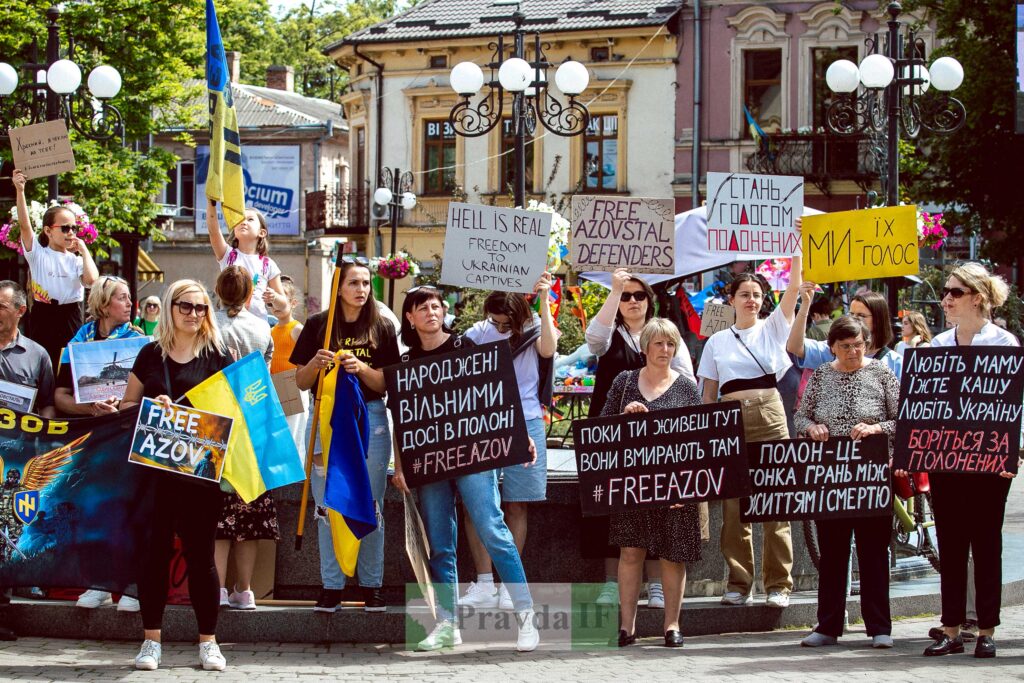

{"left": 950, "top": 262, "right": 1010, "bottom": 318}
{"left": 215, "top": 265, "right": 253, "bottom": 318}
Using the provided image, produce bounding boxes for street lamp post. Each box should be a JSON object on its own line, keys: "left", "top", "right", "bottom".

{"left": 447, "top": 9, "right": 591, "bottom": 209}
{"left": 825, "top": 1, "right": 965, "bottom": 315}
{"left": 373, "top": 167, "right": 416, "bottom": 309}
{"left": 0, "top": 5, "right": 124, "bottom": 202}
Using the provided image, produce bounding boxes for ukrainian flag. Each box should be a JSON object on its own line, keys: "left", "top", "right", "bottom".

{"left": 318, "top": 364, "right": 377, "bottom": 576}
{"left": 205, "top": 0, "right": 246, "bottom": 229}
{"left": 186, "top": 352, "right": 303, "bottom": 503}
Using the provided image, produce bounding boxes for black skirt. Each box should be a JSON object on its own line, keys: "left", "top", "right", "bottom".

{"left": 609, "top": 504, "right": 702, "bottom": 564}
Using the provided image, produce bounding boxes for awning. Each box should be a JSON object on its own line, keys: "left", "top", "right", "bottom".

{"left": 138, "top": 248, "right": 164, "bottom": 283}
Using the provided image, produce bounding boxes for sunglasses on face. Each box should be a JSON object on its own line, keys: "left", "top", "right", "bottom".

{"left": 172, "top": 300, "right": 209, "bottom": 317}
{"left": 54, "top": 223, "right": 78, "bottom": 234}
{"left": 942, "top": 286, "right": 971, "bottom": 300}
{"left": 145, "top": 303, "right": 159, "bottom": 310}
{"left": 620, "top": 291, "right": 649, "bottom": 303}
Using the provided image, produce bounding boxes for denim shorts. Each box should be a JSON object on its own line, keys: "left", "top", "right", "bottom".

{"left": 497, "top": 417, "right": 548, "bottom": 502}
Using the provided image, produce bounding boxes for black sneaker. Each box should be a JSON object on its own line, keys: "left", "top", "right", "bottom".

{"left": 362, "top": 587, "right": 386, "bottom": 613}
{"left": 313, "top": 588, "right": 344, "bottom": 613}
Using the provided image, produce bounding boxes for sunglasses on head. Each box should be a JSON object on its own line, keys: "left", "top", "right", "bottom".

{"left": 172, "top": 300, "right": 209, "bottom": 317}
{"left": 620, "top": 291, "right": 649, "bottom": 302}
{"left": 942, "top": 286, "right": 971, "bottom": 300}
{"left": 406, "top": 285, "right": 440, "bottom": 295}
{"left": 54, "top": 223, "right": 78, "bottom": 234}
{"left": 342, "top": 256, "right": 370, "bottom": 266}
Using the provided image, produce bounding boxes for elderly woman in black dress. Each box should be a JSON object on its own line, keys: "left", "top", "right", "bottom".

{"left": 601, "top": 318, "right": 703, "bottom": 649}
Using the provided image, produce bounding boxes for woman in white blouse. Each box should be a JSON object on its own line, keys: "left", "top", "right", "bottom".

{"left": 697, "top": 253, "right": 802, "bottom": 609}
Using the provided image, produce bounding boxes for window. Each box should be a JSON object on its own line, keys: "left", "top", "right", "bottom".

{"left": 590, "top": 46, "right": 610, "bottom": 62}
{"left": 743, "top": 49, "right": 782, "bottom": 134}
{"left": 429, "top": 55, "right": 448, "bottom": 69}
{"left": 161, "top": 161, "right": 195, "bottom": 216}
{"left": 499, "top": 118, "right": 535, "bottom": 194}
{"left": 583, "top": 114, "right": 618, "bottom": 192}
{"left": 812, "top": 46, "right": 858, "bottom": 129}
{"left": 422, "top": 119, "right": 457, "bottom": 195}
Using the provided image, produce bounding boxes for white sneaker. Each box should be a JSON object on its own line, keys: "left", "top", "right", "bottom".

{"left": 219, "top": 587, "right": 230, "bottom": 607}
{"left": 766, "top": 591, "right": 790, "bottom": 609}
{"left": 116, "top": 595, "right": 140, "bottom": 612}
{"left": 516, "top": 609, "right": 539, "bottom": 652}
{"left": 458, "top": 581, "right": 498, "bottom": 608}
{"left": 647, "top": 582, "right": 665, "bottom": 609}
{"left": 416, "top": 620, "right": 462, "bottom": 651}
{"left": 76, "top": 590, "right": 112, "bottom": 608}
{"left": 228, "top": 589, "right": 256, "bottom": 610}
{"left": 595, "top": 581, "right": 618, "bottom": 605}
{"left": 134, "top": 639, "right": 161, "bottom": 670}
{"left": 199, "top": 641, "right": 227, "bottom": 671}
{"left": 498, "top": 584, "right": 514, "bottom": 610}
{"left": 720, "top": 591, "right": 753, "bottom": 606}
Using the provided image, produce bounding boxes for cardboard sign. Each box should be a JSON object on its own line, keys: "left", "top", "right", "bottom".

{"left": 572, "top": 401, "right": 749, "bottom": 517}
{"left": 741, "top": 436, "right": 891, "bottom": 523}
{"left": 699, "top": 303, "right": 736, "bottom": 338}
{"left": 384, "top": 340, "right": 531, "bottom": 487}
{"left": 569, "top": 196, "right": 675, "bottom": 273}
{"left": 68, "top": 336, "right": 152, "bottom": 404}
{"left": 0, "top": 380, "right": 37, "bottom": 413}
{"left": 9, "top": 120, "right": 76, "bottom": 180}
{"left": 894, "top": 347, "right": 1024, "bottom": 475}
{"left": 440, "top": 202, "right": 552, "bottom": 293}
{"left": 403, "top": 492, "right": 437, "bottom": 618}
{"left": 271, "top": 368, "right": 304, "bottom": 417}
{"left": 802, "top": 205, "right": 919, "bottom": 283}
{"left": 706, "top": 172, "right": 803, "bottom": 255}
{"left": 129, "top": 397, "right": 233, "bottom": 482}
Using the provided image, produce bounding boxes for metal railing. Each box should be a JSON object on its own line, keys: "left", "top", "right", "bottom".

{"left": 305, "top": 188, "right": 371, "bottom": 234}
{"left": 744, "top": 132, "right": 878, "bottom": 194}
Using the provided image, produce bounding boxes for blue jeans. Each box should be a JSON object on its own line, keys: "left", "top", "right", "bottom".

{"left": 309, "top": 399, "right": 391, "bottom": 589}
{"left": 418, "top": 470, "right": 532, "bottom": 620}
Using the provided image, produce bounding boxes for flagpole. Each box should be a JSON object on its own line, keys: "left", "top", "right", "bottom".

{"left": 295, "top": 250, "right": 344, "bottom": 550}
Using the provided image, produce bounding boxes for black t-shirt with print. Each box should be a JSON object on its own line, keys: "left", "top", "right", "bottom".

{"left": 404, "top": 334, "right": 474, "bottom": 362}
{"left": 290, "top": 311, "right": 400, "bottom": 402}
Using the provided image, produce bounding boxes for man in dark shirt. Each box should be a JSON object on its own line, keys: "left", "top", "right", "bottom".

{"left": 0, "top": 280, "right": 56, "bottom": 418}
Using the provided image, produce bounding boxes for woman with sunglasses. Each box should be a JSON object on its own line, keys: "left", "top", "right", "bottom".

{"left": 12, "top": 170, "right": 99, "bottom": 369}
{"left": 291, "top": 258, "right": 400, "bottom": 613}
{"left": 120, "top": 280, "right": 233, "bottom": 671}
{"left": 134, "top": 296, "right": 162, "bottom": 336}
{"left": 583, "top": 268, "right": 696, "bottom": 607}
{"left": 906, "top": 263, "right": 1018, "bottom": 659}
{"left": 458, "top": 275, "right": 557, "bottom": 611}
{"left": 391, "top": 285, "right": 539, "bottom": 652}
{"left": 697, "top": 253, "right": 803, "bottom": 610}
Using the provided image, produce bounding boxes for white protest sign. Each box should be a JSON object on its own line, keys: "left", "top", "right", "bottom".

{"left": 9, "top": 119, "right": 76, "bottom": 180}
{"left": 700, "top": 303, "right": 736, "bottom": 338}
{"left": 440, "top": 202, "right": 551, "bottom": 293}
{"left": 570, "top": 196, "right": 675, "bottom": 273}
{"left": 706, "top": 172, "right": 803, "bottom": 256}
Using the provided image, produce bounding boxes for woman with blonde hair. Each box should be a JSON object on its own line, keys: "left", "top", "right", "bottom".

{"left": 134, "top": 295, "right": 161, "bottom": 336}
{"left": 121, "top": 279, "right": 233, "bottom": 671}
{"left": 896, "top": 310, "right": 932, "bottom": 356}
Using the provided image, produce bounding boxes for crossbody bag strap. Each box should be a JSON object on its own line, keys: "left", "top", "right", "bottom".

{"left": 731, "top": 327, "right": 772, "bottom": 376}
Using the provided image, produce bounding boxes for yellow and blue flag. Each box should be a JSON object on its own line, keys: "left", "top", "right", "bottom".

{"left": 186, "top": 352, "right": 303, "bottom": 503}
{"left": 318, "top": 364, "right": 377, "bottom": 576}
{"left": 205, "top": 0, "right": 246, "bottom": 229}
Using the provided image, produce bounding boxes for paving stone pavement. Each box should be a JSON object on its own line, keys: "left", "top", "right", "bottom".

{"left": 1, "top": 605, "right": 1023, "bottom": 682}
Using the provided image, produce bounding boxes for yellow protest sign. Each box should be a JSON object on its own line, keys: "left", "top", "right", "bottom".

{"left": 802, "top": 205, "right": 919, "bottom": 284}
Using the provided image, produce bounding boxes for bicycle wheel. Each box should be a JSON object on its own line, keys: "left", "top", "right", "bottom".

{"left": 914, "top": 492, "right": 940, "bottom": 573}
{"left": 803, "top": 519, "right": 821, "bottom": 570}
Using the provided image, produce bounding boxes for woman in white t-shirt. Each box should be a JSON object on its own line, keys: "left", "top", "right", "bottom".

{"left": 13, "top": 170, "right": 99, "bottom": 369}
{"left": 697, "top": 254, "right": 802, "bottom": 609}
{"left": 908, "top": 263, "right": 1019, "bottom": 659}
{"left": 207, "top": 198, "right": 286, "bottom": 321}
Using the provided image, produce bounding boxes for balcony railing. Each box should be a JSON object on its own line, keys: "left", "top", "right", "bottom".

{"left": 744, "top": 132, "right": 879, "bottom": 194}
{"left": 305, "top": 188, "right": 371, "bottom": 235}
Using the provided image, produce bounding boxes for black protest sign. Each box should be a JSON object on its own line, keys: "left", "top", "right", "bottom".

{"left": 572, "top": 401, "right": 749, "bottom": 517}
{"left": 894, "top": 346, "right": 1024, "bottom": 475}
{"left": 740, "top": 436, "right": 891, "bottom": 523}
{"left": 384, "top": 340, "right": 531, "bottom": 487}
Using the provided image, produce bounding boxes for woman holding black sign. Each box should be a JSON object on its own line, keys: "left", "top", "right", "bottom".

{"left": 120, "top": 279, "right": 233, "bottom": 671}
{"left": 697, "top": 253, "right": 802, "bottom": 609}
{"left": 794, "top": 315, "right": 900, "bottom": 649}
{"left": 601, "top": 317, "right": 702, "bottom": 648}
{"left": 910, "top": 262, "right": 1018, "bottom": 659}
{"left": 390, "top": 285, "right": 539, "bottom": 652}
{"left": 291, "top": 258, "right": 400, "bottom": 614}
{"left": 583, "top": 268, "right": 696, "bottom": 607}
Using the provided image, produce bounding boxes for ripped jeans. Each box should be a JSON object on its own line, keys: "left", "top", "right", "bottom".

{"left": 309, "top": 398, "right": 391, "bottom": 589}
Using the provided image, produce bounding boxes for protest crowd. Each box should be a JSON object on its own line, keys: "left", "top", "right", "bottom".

{"left": 0, "top": 162, "right": 1021, "bottom": 673}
